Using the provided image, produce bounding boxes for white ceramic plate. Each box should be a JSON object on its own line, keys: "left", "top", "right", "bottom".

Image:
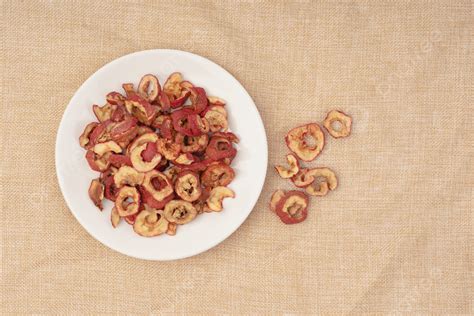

{"left": 55, "top": 49, "right": 267, "bottom": 260}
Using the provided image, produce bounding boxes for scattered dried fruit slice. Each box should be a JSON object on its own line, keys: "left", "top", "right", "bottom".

{"left": 269, "top": 189, "right": 285, "bottom": 213}
{"left": 115, "top": 186, "right": 140, "bottom": 217}
{"left": 133, "top": 208, "right": 169, "bottom": 237}
{"left": 174, "top": 153, "right": 195, "bottom": 165}
{"left": 166, "top": 222, "right": 177, "bottom": 236}
{"left": 124, "top": 95, "right": 157, "bottom": 125}
{"left": 111, "top": 206, "right": 121, "bottom": 228}
{"left": 323, "top": 110, "right": 352, "bottom": 138}
{"left": 85, "top": 150, "right": 111, "bottom": 172}
{"left": 156, "top": 137, "right": 181, "bottom": 160}
{"left": 164, "top": 200, "right": 197, "bottom": 224}
{"left": 142, "top": 170, "right": 174, "bottom": 202}
{"left": 93, "top": 103, "right": 114, "bottom": 122}
{"left": 275, "top": 154, "right": 300, "bottom": 178}
{"left": 122, "top": 83, "right": 136, "bottom": 98}
{"left": 206, "top": 136, "right": 237, "bottom": 161}
{"left": 79, "top": 122, "right": 99, "bottom": 149}
{"left": 275, "top": 191, "right": 309, "bottom": 224}
{"left": 189, "top": 87, "right": 208, "bottom": 114}
{"left": 175, "top": 133, "right": 208, "bottom": 153}
{"left": 110, "top": 117, "right": 138, "bottom": 142}
{"left": 291, "top": 168, "right": 314, "bottom": 188}
{"left": 304, "top": 167, "right": 338, "bottom": 196}
{"left": 106, "top": 91, "right": 125, "bottom": 106}
{"left": 201, "top": 163, "right": 235, "bottom": 188}
{"left": 93, "top": 141, "right": 122, "bottom": 156}
{"left": 130, "top": 142, "right": 162, "bottom": 172}
{"left": 175, "top": 171, "right": 202, "bottom": 202}
{"left": 163, "top": 72, "right": 183, "bottom": 99}
{"left": 208, "top": 96, "right": 226, "bottom": 106}
{"left": 204, "top": 110, "right": 228, "bottom": 132}
{"left": 88, "top": 178, "right": 104, "bottom": 210}
{"left": 114, "top": 165, "right": 145, "bottom": 188}
{"left": 285, "top": 123, "right": 325, "bottom": 162}
{"left": 138, "top": 74, "right": 161, "bottom": 102}
{"left": 207, "top": 186, "right": 235, "bottom": 212}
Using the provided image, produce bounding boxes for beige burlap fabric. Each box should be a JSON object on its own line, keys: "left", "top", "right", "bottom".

{"left": 1, "top": 1, "right": 472, "bottom": 314}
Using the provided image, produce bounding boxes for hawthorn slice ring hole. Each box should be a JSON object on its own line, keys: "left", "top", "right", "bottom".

{"left": 331, "top": 120, "right": 343, "bottom": 132}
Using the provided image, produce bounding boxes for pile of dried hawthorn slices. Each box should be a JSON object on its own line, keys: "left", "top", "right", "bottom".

{"left": 270, "top": 110, "right": 352, "bottom": 224}
{"left": 80, "top": 73, "right": 238, "bottom": 237}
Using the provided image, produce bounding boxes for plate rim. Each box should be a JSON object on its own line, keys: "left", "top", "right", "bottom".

{"left": 55, "top": 49, "right": 268, "bottom": 261}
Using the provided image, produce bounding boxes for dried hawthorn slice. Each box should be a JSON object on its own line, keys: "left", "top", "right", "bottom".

{"left": 201, "top": 163, "right": 235, "bottom": 188}
{"left": 115, "top": 186, "right": 140, "bottom": 217}
{"left": 189, "top": 87, "right": 208, "bottom": 114}
{"left": 88, "top": 178, "right": 104, "bottom": 210}
{"left": 188, "top": 115, "right": 209, "bottom": 135}
{"left": 323, "top": 110, "right": 352, "bottom": 138}
{"left": 141, "top": 141, "right": 158, "bottom": 162}
{"left": 93, "top": 103, "right": 114, "bottom": 122}
{"left": 136, "top": 126, "right": 154, "bottom": 136}
{"left": 207, "top": 186, "right": 235, "bottom": 212}
{"left": 304, "top": 167, "right": 338, "bottom": 196}
{"left": 163, "top": 166, "right": 179, "bottom": 181}
{"left": 285, "top": 123, "right": 325, "bottom": 162}
{"left": 79, "top": 122, "right": 99, "bottom": 149}
{"left": 275, "top": 191, "right": 309, "bottom": 224}
{"left": 193, "top": 188, "right": 211, "bottom": 214}
{"left": 204, "top": 110, "right": 228, "bottom": 132}
{"left": 133, "top": 208, "right": 169, "bottom": 237}
{"left": 175, "top": 171, "right": 202, "bottom": 202}
{"left": 291, "top": 168, "right": 314, "bottom": 188}
{"left": 93, "top": 140, "right": 122, "bottom": 156}
{"left": 269, "top": 189, "right": 285, "bottom": 213}
{"left": 156, "top": 137, "right": 181, "bottom": 161}
{"left": 103, "top": 172, "right": 119, "bottom": 201}
{"left": 157, "top": 91, "right": 171, "bottom": 112}
{"left": 138, "top": 74, "right": 161, "bottom": 102}
{"left": 111, "top": 206, "right": 121, "bottom": 228}
{"left": 275, "top": 154, "right": 300, "bottom": 179}
{"left": 171, "top": 108, "right": 195, "bottom": 136}
{"left": 180, "top": 80, "right": 194, "bottom": 91}
{"left": 88, "top": 120, "right": 112, "bottom": 146}
{"left": 110, "top": 104, "right": 127, "bottom": 122}
{"left": 106, "top": 91, "right": 125, "bottom": 106}
{"left": 175, "top": 133, "right": 208, "bottom": 153}
{"left": 142, "top": 170, "right": 174, "bottom": 202}
{"left": 163, "top": 200, "right": 197, "bottom": 225}
{"left": 110, "top": 117, "right": 138, "bottom": 142}
{"left": 208, "top": 96, "right": 226, "bottom": 106}
{"left": 202, "top": 105, "right": 227, "bottom": 118}
{"left": 85, "top": 150, "right": 111, "bottom": 172}
{"left": 212, "top": 132, "right": 239, "bottom": 143}
{"left": 140, "top": 187, "right": 174, "bottom": 209}
{"left": 163, "top": 72, "right": 183, "bottom": 99}
{"left": 124, "top": 95, "right": 157, "bottom": 125}
{"left": 206, "top": 137, "right": 237, "bottom": 161}
{"left": 130, "top": 142, "right": 162, "bottom": 172}
{"left": 174, "top": 153, "right": 195, "bottom": 165}
{"left": 170, "top": 90, "right": 190, "bottom": 108}
{"left": 127, "top": 132, "right": 159, "bottom": 155}
{"left": 160, "top": 116, "right": 174, "bottom": 140}
{"left": 166, "top": 222, "right": 177, "bottom": 236}
{"left": 124, "top": 213, "right": 137, "bottom": 225}
{"left": 114, "top": 165, "right": 145, "bottom": 188}
{"left": 122, "top": 83, "right": 136, "bottom": 98}
{"left": 152, "top": 114, "right": 170, "bottom": 129}
{"left": 108, "top": 154, "right": 132, "bottom": 168}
